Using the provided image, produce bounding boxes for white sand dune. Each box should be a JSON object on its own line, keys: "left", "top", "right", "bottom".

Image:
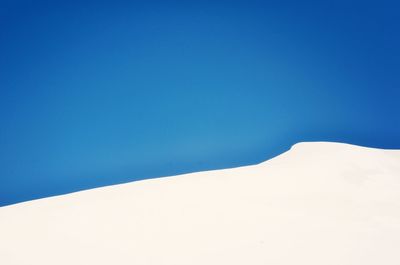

{"left": 1, "top": 142, "right": 400, "bottom": 265}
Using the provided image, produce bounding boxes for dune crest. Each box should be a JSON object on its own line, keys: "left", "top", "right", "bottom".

{"left": 1, "top": 142, "right": 400, "bottom": 265}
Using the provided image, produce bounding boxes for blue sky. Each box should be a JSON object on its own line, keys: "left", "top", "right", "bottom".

{"left": 1, "top": 0, "right": 399, "bottom": 206}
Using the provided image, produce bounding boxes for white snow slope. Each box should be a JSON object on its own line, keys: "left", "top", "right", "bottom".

{"left": 1, "top": 142, "right": 400, "bottom": 265}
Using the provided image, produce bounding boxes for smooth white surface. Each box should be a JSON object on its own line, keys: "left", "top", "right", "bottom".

{"left": 1, "top": 142, "right": 400, "bottom": 265}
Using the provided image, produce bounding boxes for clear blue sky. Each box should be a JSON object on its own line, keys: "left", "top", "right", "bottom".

{"left": 1, "top": 0, "right": 399, "bottom": 206}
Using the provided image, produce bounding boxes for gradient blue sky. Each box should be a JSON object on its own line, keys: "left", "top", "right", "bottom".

{"left": 1, "top": 0, "right": 399, "bottom": 206}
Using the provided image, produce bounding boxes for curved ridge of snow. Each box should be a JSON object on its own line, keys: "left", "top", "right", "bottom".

{"left": 1, "top": 142, "right": 400, "bottom": 265}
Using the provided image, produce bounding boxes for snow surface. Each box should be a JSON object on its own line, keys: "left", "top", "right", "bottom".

{"left": 1, "top": 142, "right": 400, "bottom": 265}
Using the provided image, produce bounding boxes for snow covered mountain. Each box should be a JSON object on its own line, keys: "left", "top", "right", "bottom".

{"left": 1, "top": 142, "right": 399, "bottom": 265}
